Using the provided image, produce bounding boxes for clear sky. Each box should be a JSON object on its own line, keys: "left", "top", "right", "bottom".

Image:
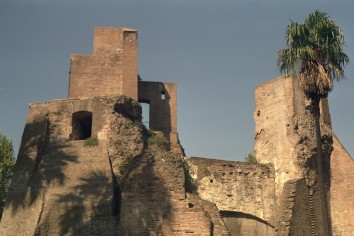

{"left": 1, "top": 0, "right": 354, "bottom": 161}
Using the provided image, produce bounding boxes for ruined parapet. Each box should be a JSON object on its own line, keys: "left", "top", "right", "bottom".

{"left": 254, "top": 76, "right": 333, "bottom": 235}
{"left": 187, "top": 157, "right": 275, "bottom": 235}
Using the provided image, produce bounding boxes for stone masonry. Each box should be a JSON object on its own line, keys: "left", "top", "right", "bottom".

{"left": 254, "top": 76, "right": 354, "bottom": 235}
{"left": 186, "top": 157, "right": 276, "bottom": 235}
{"left": 0, "top": 96, "right": 212, "bottom": 235}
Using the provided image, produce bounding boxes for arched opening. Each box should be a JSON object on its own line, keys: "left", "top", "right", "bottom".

{"left": 219, "top": 211, "right": 274, "bottom": 236}
{"left": 138, "top": 99, "right": 150, "bottom": 129}
{"left": 71, "top": 111, "right": 93, "bottom": 140}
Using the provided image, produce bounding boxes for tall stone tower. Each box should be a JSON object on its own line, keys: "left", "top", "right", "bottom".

{"left": 254, "top": 76, "right": 354, "bottom": 235}
{"left": 68, "top": 27, "right": 179, "bottom": 148}
{"left": 69, "top": 27, "right": 138, "bottom": 99}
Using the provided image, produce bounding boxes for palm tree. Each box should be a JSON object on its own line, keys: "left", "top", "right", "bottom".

{"left": 277, "top": 10, "right": 349, "bottom": 235}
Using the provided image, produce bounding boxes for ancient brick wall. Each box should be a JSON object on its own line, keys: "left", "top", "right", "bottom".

{"left": 68, "top": 27, "right": 179, "bottom": 148}
{"left": 0, "top": 96, "right": 212, "bottom": 235}
{"left": 138, "top": 81, "right": 178, "bottom": 144}
{"left": 254, "top": 76, "right": 333, "bottom": 235}
{"left": 69, "top": 28, "right": 138, "bottom": 100}
{"left": 119, "top": 147, "right": 213, "bottom": 235}
{"left": 0, "top": 97, "right": 134, "bottom": 235}
{"left": 187, "top": 157, "right": 275, "bottom": 235}
{"left": 330, "top": 135, "right": 354, "bottom": 235}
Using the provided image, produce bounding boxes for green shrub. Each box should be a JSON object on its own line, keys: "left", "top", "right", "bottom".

{"left": 147, "top": 134, "right": 169, "bottom": 148}
{"left": 245, "top": 151, "right": 257, "bottom": 163}
{"left": 83, "top": 137, "right": 99, "bottom": 147}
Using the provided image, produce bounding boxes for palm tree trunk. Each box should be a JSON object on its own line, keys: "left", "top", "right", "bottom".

{"left": 312, "top": 97, "right": 331, "bottom": 236}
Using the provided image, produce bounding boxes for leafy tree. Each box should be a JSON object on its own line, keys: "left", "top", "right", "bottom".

{"left": 0, "top": 133, "right": 15, "bottom": 219}
{"left": 277, "top": 10, "right": 349, "bottom": 235}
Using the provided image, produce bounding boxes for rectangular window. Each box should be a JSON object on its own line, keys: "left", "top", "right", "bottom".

{"left": 161, "top": 91, "right": 166, "bottom": 100}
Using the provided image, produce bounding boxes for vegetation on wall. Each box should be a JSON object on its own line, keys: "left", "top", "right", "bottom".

{"left": 147, "top": 133, "right": 170, "bottom": 149}
{"left": 244, "top": 151, "right": 257, "bottom": 163}
{"left": 83, "top": 137, "right": 99, "bottom": 147}
{"left": 0, "top": 133, "right": 15, "bottom": 219}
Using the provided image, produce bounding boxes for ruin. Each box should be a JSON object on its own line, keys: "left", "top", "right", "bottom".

{"left": 0, "top": 27, "right": 353, "bottom": 235}
{"left": 68, "top": 27, "right": 178, "bottom": 149}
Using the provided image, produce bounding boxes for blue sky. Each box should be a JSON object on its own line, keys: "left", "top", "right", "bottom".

{"left": 1, "top": 0, "right": 354, "bottom": 161}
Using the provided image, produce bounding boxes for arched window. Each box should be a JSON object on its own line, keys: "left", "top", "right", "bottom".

{"left": 71, "top": 111, "right": 93, "bottom": 140}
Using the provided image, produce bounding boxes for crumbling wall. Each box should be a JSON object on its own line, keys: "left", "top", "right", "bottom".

{"left": 187, "top": 157, "right": 275, "bottom": 235}
{"left": 0, "top": 96, "right": 213, "bottom": 235}
{"left": 118, "top": 146, "right": 212, "bottom": 235}
{"left": 254, "top": 76, "right": 333, "bottom": 235}
{"left": 69, "top": 27, "right": 180, "bottom": 148}
{"left": 0, "top": 96, "right": 142, "bottom": 235}
{"left": 138, "top": 81, "right": 178, "bottom": 148}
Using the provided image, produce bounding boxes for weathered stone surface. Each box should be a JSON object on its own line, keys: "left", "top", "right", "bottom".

{"left": 118, "top": 146, "right": 212, "bottom": 235}
{"left": 0, "top": 96, "right": 212, "bottom": 236}
{"left": 0, "top": 96, "right": 141, "bottom": 235}
{"left": 187, "top": 157, "right": 275, "bottom": 235}
{"left": 254, "top": 76, "right": 333, "bottom": 235}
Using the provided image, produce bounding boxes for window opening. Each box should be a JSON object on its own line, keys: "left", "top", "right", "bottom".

{"left": 161, "top": 91, "right": 166, "bottom": 100}
{"left": 139, "top": 101, "right": 150, "bottom": 129}
{"left": 71, "top": 111, "right": 93, "bottom": 140}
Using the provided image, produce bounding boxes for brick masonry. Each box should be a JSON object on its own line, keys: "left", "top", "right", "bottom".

{"left": 254, "top": 76, "right": 354, "bottom": 235}
{"left": 69, "top": 27, "right": 178, "bottom": 147}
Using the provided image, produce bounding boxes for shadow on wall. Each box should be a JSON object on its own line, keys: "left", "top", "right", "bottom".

{"left": 5, "top": 119, "right": 78, "bottom": 214}
{"left": 36, "top": 171, "right": 117, "bottom": 235}
{"left": 220, "top": 211, "right": 275, "bottom": 235}
{"left": 289, "top": 132, "right": 333, "bottom": 235}
{"left": 119, "top": 154, "right": 173, "bottom": 234}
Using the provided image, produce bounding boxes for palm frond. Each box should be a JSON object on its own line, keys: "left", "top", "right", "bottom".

{"left": 278, "top": 10, "right": 349, "bottom": 98}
